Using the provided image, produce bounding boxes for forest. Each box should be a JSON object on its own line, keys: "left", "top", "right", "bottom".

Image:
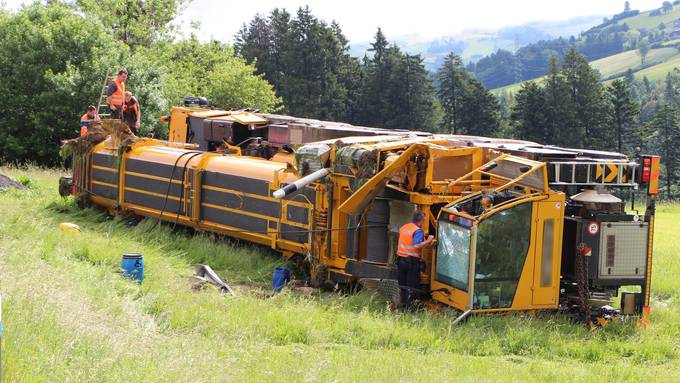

{"left": 0, "top": 1, "right": 677, "bottom": 197}
{"left": 468, "top": 1, "right": 680, "bottom": 88}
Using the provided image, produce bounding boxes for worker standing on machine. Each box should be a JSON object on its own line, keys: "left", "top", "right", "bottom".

{"left": 123, "top": 91, "right": 141, "bottom": 135}
{"left": 79, "top": 105, "right": 100, "bottom": 137}
{"left": 397, "top": 211, "right": 434, "bottom": 309}
{"left": 106, "top": 69, "right": 128, "bottom": 119}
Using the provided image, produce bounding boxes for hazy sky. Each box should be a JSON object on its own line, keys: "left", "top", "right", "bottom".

{"left": 179, "top": 0, "right": 663, "bottom": 42}
{"left": 2, "top": 0, "right": 665, "bottom": 42}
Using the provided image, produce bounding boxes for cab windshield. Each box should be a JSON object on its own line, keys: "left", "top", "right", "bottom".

{"left": 435, "top": 220, "right": 471, "bottom": 291}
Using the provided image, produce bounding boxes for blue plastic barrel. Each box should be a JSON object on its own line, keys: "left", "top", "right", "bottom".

{"left": 272, "top": 267, "right": 290, "bottom": 292}
{"left": 121, "top": 253, "right": 144, "bottom": 282}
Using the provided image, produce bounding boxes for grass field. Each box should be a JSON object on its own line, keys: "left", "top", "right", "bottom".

{"left": 491, "top": 3, "right": 680, "bottom": 95}
{"left": 614, "top": 6, "right": 680, "bottom": 31}
{"left": 1, "top": 167, "right": 679, "bottom": 382}
{"left": 630, "top": 53, "right": 680, "bottom": 82}
{"left": 492, "top": 47, "right": 680, "bottom": 95}
{"left": 590, "top": 47, "right": 679, "bottom": 78}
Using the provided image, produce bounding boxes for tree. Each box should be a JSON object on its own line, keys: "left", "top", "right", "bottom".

{"left": 511, "top": 81, "right": 549, "bottom": 142}
{"left": 472, "top": 49, "right": 523, "bottom": 89}
{"left": 435, "top": 52, "right": 498, "bottom": 135}
{"left": 234, "top": 14, "right": 275, "bottom": 82}
{"left": 76, "top": 0, "right": 189, "bottom": 49}
{"left": 0, "top": 2, "right": 120, "bottom": 165}
{"left": 648, "top": 103, "right": 680, "bottom": 196}
{"left": 607, "top": 79, "right": 640, "bottom": 153}
{"left": 155, "top": 38, "right": 280, "bottom": 114}
{"left": 543, "top": 56, "right": 576, "bottom": 146}
{"left": 459, "top": 78, "right": 500, "bottom": 136}
{"left": 638, "top": 38, "right": 650, "bottom": 64}
{"left": 0, "top": 2, "right": 280, "bottom": 165}
{"left": 436, "top": 53, "right": 467, "bottom": 133}
{"left": 662, "top": 1, "right": 673, "bottom": 13}
{"left": 357, "top": 36, "right": 438, "bottom": 130}
{"left": 359, "top": 28, "right": 391, "bottom": 127}
{"left": 236, "top": 7, "right": 361, "bottom": 122}
{"left": 387, "top": 53, "right": 439, "bottom": 130}
{"left": 561, "top": 49, "right": 612, "bottom": 149}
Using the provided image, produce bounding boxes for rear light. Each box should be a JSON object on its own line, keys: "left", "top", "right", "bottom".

{"left": 640, "top": 155, "right": 661, "bottom": 195}
{"left": 641, "top": 157, "right": 651, "bottom": 183}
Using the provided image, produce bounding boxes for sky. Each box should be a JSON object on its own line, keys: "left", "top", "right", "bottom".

{"left": 2, "top": 0, "right": 665, "bottom": 43}
{"left": 178, "top": 0, "right": 663, "bottom": 42}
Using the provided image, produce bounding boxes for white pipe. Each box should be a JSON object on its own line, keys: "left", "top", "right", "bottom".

{"left": 273, "top": 168, "right": 330, "bottom": 199}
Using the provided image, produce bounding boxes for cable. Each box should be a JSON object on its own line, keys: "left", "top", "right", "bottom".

{"left": 172, "top": 152, "right": 204, "bottom": 230}
{"left": 151, "top": 150, "right": 204, "bottom": 231}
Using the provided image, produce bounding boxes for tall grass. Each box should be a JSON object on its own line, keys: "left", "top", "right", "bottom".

{"left": 1, "top": 167, "right": 679, "bottom": 382}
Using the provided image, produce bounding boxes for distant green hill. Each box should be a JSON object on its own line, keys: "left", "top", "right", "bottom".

{"left": 492, "top": 5, "right": 680, "bottom": 95}
{"left": 613, "top": 4, "right": 680, "bottom": 30}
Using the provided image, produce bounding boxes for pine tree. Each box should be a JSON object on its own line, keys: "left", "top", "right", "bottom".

{"left": 267, "top": 8, "right": 292, "bottom": 89}
{"left": 511, "top": 81, "right": 550, "bottom": 143}
{"left": 235, "top": 7, "right": 360, "bottom": 121}
{"left": 359, "top": 28, "right": 390, "bottom": 127}
{"left": 436, "top": 53, "right": 467, "bottom": 133}
{"left": 435, "top": 52, "right": 498, "bottom": 135}
{"left": 649, "top": 103, "right": 680, "bottom": 196}
{"left": 544, "top": 56, "right": 576, "bottom": 146}
{"left": 459, "top": 78, "right": 500, "bottom": 136}
{"left": 387, "top": 53, "right": 437, "bottom": 130}
{"left": 607, "top": 79, "right": 640, "bottom": 153}
{"left": 561, "top": 49, "right": 612, "bottom": 149}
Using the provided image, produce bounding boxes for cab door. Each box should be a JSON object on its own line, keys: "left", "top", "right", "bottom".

{"left": 531, "top": 198, "right": 565, "bottom": 307}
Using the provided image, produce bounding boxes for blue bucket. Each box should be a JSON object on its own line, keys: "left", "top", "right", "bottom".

{"left": 272, "top": 267, "right": 290, "bottom": 292}
{"left": 121, "top": 253, "right": 144, "bottom": 282}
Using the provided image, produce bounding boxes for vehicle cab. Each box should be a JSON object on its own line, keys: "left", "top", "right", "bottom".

{"left": 431, "top": 155, "right": 565, "bottom": 313}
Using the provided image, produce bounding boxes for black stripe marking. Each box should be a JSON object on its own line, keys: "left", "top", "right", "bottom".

{"left": 91, "top": 183, "right": 117, "bottom": 200}
{"left": 92, "top": 168, "right": 119, "bottom": 185}
{"left": 201, "top": 207, "right": 267, "bottom": 232}
{"left": 124, "top": 189, "right": 185, "bottom": 215}
{"left": 126, "top": 158, "right": 186, "bottom": 180}
{"left": 201, "top": 188, "right": 281, "bottom": 217}
{"left": 92, "top": 152, "right": 117, "bottom": 168}
{"left": 287, "top": 205, "right": 309, "bottom": 225}
{"left": 203, "top": 171, "right": 270, "bottom": 196}
{"left": 125, "top": 174, "right": 183, "bottom": 197}
{"left": 280, "top": 223, "right": 309, "bottom": 244}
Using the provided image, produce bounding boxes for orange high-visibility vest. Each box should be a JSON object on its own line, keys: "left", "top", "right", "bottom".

{"left": 109, "top": 78, "right": 125, "bottom": 106}
{"left": 80, "top": 113, "right": 94, "bottom": 137}
{"left": 124, "top": 97, "right": 139, "bottom": 118}
{"left": 397, "top": 222, "right": 422, "bottom": 258}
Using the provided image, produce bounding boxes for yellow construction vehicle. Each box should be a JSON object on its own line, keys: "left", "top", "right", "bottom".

{"left": 62, "top": 98, "right": 661, "bottom": 323}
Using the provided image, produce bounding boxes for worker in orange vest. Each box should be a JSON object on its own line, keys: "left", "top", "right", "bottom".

{"left": 123, "top": 91, "right": 141, "bottom": 135}
{"left": 397, "top": 211, "right": 434, "bottom": 309}
{"left": 79, "top": 105, "right": 100, "bottom": 137}
{"left": 106, "top": 69, "right": 128, "bottom": 119}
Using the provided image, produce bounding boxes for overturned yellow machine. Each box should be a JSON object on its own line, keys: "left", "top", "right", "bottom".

{"left": 64, "top": 101, "right": 661, "bottom": 321}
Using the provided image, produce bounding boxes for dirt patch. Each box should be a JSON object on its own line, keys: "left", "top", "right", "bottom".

{"left": 0, "top": 174, "right": 27, "bottom": 190}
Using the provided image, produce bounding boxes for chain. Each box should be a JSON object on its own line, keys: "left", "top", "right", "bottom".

{"left": 575, "top": 243, "right": 591, "bottom": 323}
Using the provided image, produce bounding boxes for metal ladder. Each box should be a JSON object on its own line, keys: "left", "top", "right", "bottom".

{"left": 548, "top": 160, "right": 638, "bottom": 188}
{"left": 96, "top": 69, "right": 115, "bottom": 119}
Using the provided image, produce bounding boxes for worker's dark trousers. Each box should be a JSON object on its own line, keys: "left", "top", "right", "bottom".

{"left": 109, "top": 107, "right": 123, "bottom": 119}
{"left": 397, "top": 256, "right": 421, "bottom": 308}
{"left": 125, "top": 118, "right": 138, "bottom": 135}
